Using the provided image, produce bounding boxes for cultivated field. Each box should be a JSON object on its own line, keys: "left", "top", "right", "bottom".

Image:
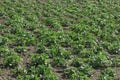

{"left": 0, "top": 0, "right": 120, "bottom": 80}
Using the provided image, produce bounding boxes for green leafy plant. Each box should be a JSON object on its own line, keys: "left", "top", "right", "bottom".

{"left": 111, "top": 57, "right": 120, "bottom": 67}
{"left": 71, "top": 58, "right": 85, "bottom": 67}
{"left": 4, "top": 55, "right": 22, "bottom": 68}
{"left": 0, "top": 36, "right": 8, "bottom": 46}
{"left": 63, "top": 67, "right": 76, "bottom": 78}
{"left": 14, "top": 46, "right": 27, "bottom": 53}
{"left": 101, "top": 67, "right": 115, "bottom": 77}
{"left": 15, "top": 65, "right": 27, "bottom": 76}
{"left": 36, "top": 43, "right": 46, "bottom": 53}
{"left": 0, "top": 47, "right": 9, "bottom": 57}
{"left": 30, "top": 54, "right": 49, "bottom": 66}
{"left": 43, "top": 73, "right": 58, "bottom": 80}
{"left": 70, "top": 72, "right": 90, "bottom": 80}
{"left": 0, "top": 0, "right": 119, "bottom": 80}
{"left": 78, "top": 49, "right": 93, "bottom": 58}
{"left": 52, "top": 57, "right": 66, "bottom": 67}
{"left": 98, "top": 68, "right": 116, "bottom": 80}
{"left": 89, "top": 52, "right": 110, "bottom": 68}
{"left": 77, "top": 64, "right": 93, "bottom": 76}
{"left": 108, "top": 43, "right": 120, "bottom": 54}
{"left": 29, "top": 65, "right": 51, "bottom": 75}
{"left": 49, "top": 45, "right": 71, "bottom": 58}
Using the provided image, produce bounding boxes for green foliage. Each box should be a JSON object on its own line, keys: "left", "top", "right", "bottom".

{"left": 36, "top": 43, "right": 46, "bottom": 53}
{"left": 49, "top": 45, "right": 71, "bottom": 58}
{"left": 103, "top": 68, "right": 115, "bottom": 76}
{"left": 18, "top": 74, "right": 39, "bottom": 80}
{"left": 63, "top": 67, "right": 76, "bottom": 78}
{"left": 89, "top": 52, "right": 111, "bottom": 68}
{"left": 77, "top": 64, "right": 93, "bottom": 76}
{"left": 29, "top": 65, "right": 51, "bottom": 75}
{"left": 70, "top": 72, "right": 90, "bottom": 80}
{"left": 52, "top": 57, "right": 66, "bottom": 67}
{"left": 43, "top": 73, "right": 58, "bottom": 80}
{"left": 71, "top": 58, "right": 85, "bottom": 67}
{"left": 98, "top": 68, "right": 116, "bottom": 80}
{"left": 0, "top": 0, "right": 119, "bottom": 80}
{"left": 30, "top": 54, "right": 49, "bottom": 66}
{"left": 0, "top": 47, "right": 9, "bottom": 56}
{"left": 111, "top": 57, "right": 120, "bottom": 67}
{"left": 4, "top": 55, "right": 22, "bottom": 68}
{"left": 0, "top": 36, "right": 8, "bottom": 46}
{"left": 14, "top": 46, "right": 27, "bottom": 53}
{"left": 108, "top": 42, "right": 120, "bottom": 54}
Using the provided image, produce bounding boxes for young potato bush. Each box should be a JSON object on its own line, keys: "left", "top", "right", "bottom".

{"left": 43, "top": 73, "right": 58, "bottom": 80}
{"left": 111, "top": 58, "right": 120, "bottom": 67}
{"left": 0, "top": 47, "right": 9, "bottom": 57}
{"left": 77, "top": 64, "right": 93, "bottom": 76}
{"left": 0, "top": 36, "right": 8, "bottom": 46}
{"left": 98, "top": 68, "right": 116, "bottom": 80}
{"left": 0, "top": 0, "right": 120, "bottom": 80}
{"left": 4, "top": 55, "right": 22, "bottom": 68}
{"left": 71, "top": 58, "right": 85, "bottom": 67}
{"left": 70, "top": 72, "right": 90, "bottom": 80}
{"left": 30, "top": 54, "right": 49, "bottom": 66}
{"left": 89, "top": 52, "right": 111, "bottom": 68}
{"left": 52, "top": 57, "right": 66, "bottom": 67}
{"left": 63, "top": 67, "right": 76, "bottom": 78}
{"left": 14, "top": 46, "right": 27, "bottom": 53}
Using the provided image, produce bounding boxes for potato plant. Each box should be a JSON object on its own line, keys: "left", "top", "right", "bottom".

{"left": 98, "top": 68, "right": 116, "bottom": 80}
{"left": 0, "top": 0, "right": 119, "bottom": 80}
{"left": 89, "top": 52, "right": 111, "bottom": 68}
{"left": 4, "top": 55, "right": 22, "bottom": 68}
